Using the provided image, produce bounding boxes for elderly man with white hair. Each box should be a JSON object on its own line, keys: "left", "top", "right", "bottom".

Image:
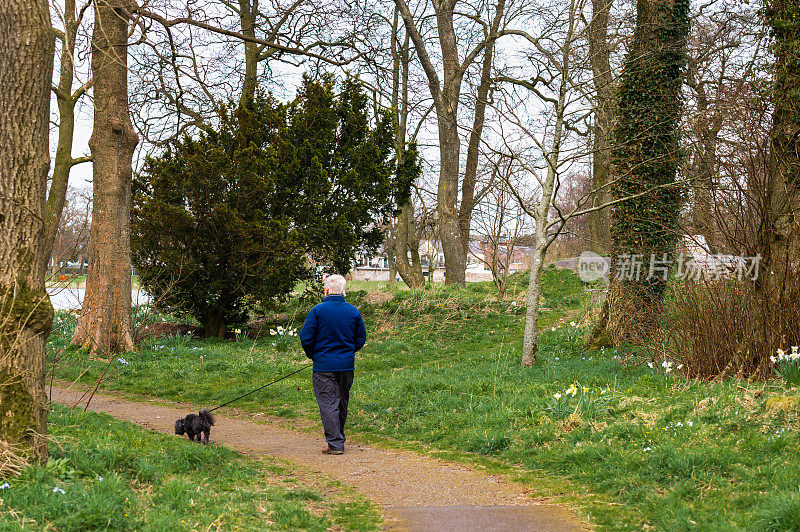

{"left": 299, "top": 274, "right": 366, "bottom": 454}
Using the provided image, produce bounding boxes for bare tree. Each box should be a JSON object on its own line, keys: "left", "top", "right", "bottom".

{"left": 683, "top": 0, "right": 759, "bottom": 253}
{"left": 471, "top": 160, "right": 530, "bottom": 297}
{"left": 45, "top": 0, "right": 93, "bottom": 265}
{"left": 128, "top": 0, "right": 364, "bottom": 145}
{"left": 493, "top": 0, "right": 588, "bottom": 365}
{"left": 0, "top": 0, "right": 55, "bottom": 464}
{"left": 72, "top": 0, "right": 140, "bottom": 354}
{"left": 394, "top": 0, "right": 508, "bottom": 286}
{"left": 389, "top": 6, "right": 427, "bottom": 288}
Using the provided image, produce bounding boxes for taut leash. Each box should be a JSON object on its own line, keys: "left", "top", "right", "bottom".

{"left": 208, "top": 363, "right": 312, "bottom": 412}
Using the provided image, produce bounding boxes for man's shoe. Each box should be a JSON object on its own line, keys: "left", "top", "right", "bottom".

{"left": 322, "top": 446, "right": 344, "bottom": 455}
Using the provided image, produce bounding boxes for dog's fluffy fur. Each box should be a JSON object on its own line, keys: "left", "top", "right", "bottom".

{"left": 174, "top": 410, "right": 215, "bottom": 443}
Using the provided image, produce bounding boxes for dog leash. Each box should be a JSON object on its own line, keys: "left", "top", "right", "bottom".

{"left": 208, "top": 363, "right": 313, "bottom": 412}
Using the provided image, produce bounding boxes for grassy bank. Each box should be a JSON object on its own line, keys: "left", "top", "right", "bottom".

{"left": 0, "top": 406, "right": 380, "bottom": 531}
{"left": 48, "top": 268, "right": 800, "bottom": 530}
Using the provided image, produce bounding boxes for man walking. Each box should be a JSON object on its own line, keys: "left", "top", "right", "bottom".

{"left": 300, "top": 274, "right": 366, "bottom": 454}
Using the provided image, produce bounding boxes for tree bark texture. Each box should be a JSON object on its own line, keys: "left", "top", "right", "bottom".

{"left": 521, "top": 243, "right": 546, "bottom": 366}
{"left": 435, "top": 0, "right": 467, "bottom": 286}
{"left": 759, "top": 0, "right": 800, "bottom": 299}
{"left": 0, "top": 0, "right": 55, "bottom": 465}
{"left": 587, "top": 0, "right": 614, "bottom": 255}
{"left": 239, "top": 0, "right": 259, "bottom": 103}
{"left": 395, "top": 202, "right": 425, "bottom": 287}
{"left": 72, "top": 0, "right": 139, "bottom": 354}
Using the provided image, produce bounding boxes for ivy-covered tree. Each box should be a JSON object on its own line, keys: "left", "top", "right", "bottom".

{"left": 593, "top": 0, "right": 690, "bottom": 345}
{"left": 761, "top": 0, "right": 800, "bottom": 296}
{"left": 132, "top": 76, "right": 396, "bottom": 336}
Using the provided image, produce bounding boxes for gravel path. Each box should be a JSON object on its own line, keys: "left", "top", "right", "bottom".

{"left": 50, "top": 387, "right": 586, "bottom": 531}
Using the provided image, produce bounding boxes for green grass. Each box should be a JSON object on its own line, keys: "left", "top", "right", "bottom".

{"left": 48, "top": 267, "right": 800, "bottom": 530}
{"left": 0, "top": 406, "right": 380, "bottom": 531}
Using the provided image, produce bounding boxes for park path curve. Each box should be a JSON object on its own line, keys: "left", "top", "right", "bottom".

{"left": 50, "top": 387, "right": 586, "bottom": 531}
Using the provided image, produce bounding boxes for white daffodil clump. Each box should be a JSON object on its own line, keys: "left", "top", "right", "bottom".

{"left": 269, "top": 325, "right": 297, "bottom": 337}
{"left": 648, "top": 360, "right": 683, "bottom": 373}
{"left": 547, "top": 383, "right": 613, "bottom": 420}
{"left": 772, "top": 346, "right": 800, "bottom": 386}
{"left": 270, "top": 325, "right": 298, "bottom": 353}
{"left": 771, "top": 346, "right": 800, "bottom": 364}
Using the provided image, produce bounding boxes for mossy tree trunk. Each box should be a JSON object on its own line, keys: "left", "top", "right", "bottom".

{"left": 0, "top": 0, "right": 55, "bottom": 465}
{"left": 759, "top": 0, "right": 800, "bottom": 300}
{"left": 597, "top": 0, "right": 689, "bottom": 345}
{"left": 72, "top": 0, "right": 138, "bottom": 354}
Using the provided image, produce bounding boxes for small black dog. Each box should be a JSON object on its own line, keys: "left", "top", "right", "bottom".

{"left": 174, "top": 410, "right": 215, "bottom": 443}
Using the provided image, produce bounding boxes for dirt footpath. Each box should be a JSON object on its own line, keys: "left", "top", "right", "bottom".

{"left": 50, "top": 387, "right": 586, "bottom": 531}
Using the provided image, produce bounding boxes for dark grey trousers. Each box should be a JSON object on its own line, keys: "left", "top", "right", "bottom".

{"left": 312, "top": 370, "right": 354, "bottom": 451}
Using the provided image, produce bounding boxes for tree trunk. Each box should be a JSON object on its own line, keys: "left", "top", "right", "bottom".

{"left": 204, "top": 311, "right": 226, "bottom": 338}
{"left": 239, "top": 0, "right": 259, "bottom": 104}
{"left": 596, "top": 0, "right": 689, "bottom": 345}
{"left": 437, "top": 110, "right": 466, "bottom": 286}
{"left": 459, "top": 0, "right": 506, "bottom": 257}
{"left": 390, "top": 10, "right": 425, "bottom": 289}
{"left": 689, "top": 84, "right": 720, "bottom": 252}
{"left": 396, "top": 0, "right": 503, "bottom": 287}
{"left": 395, "top": 202, "right": 426, "bottom": 288}
{"left": 520, "top": 0, "right": 574, "bottom": 365}
{"left": 758, "top": 0, "right": 800, "bottom": 300}
{"left": 0, "top": 0, "right": 55, "bottom": 465}
{"left": 521, "top": 242, "right": 547, "bottom": 366}
{"left": 692, "top": 127, "right": 718, "bottom": 251}
{"left": 44, "top": 0, "right": 81, "bottom": 266}
{"left": 436, "top": 3, "right": 465, "bottom": 285}
{"left": 72, "top": 0, "right": 138, "bottom": 354}
{"left": 587, "top": 0, "right": 614, "bottom": 255}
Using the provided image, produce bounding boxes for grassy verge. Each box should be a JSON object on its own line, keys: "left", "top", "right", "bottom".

{"left": 0, "top": 406, "right": 380, "bottom": 531}
{"left": 48, "top": 268, "right": 800, "bottom": 530}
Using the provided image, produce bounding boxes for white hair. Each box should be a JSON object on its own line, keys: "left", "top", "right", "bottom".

{"left": 324, "top": 274, "right": 347, "bottom": 295}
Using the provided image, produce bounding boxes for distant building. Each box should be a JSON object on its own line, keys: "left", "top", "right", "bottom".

{"left": 351, "top": 238, "right": 531, "bottom": 283}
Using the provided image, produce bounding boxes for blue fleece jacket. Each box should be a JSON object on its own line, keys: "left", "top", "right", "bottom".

{"left": 299, "top": 294, "right": 366, "bottom": 372}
